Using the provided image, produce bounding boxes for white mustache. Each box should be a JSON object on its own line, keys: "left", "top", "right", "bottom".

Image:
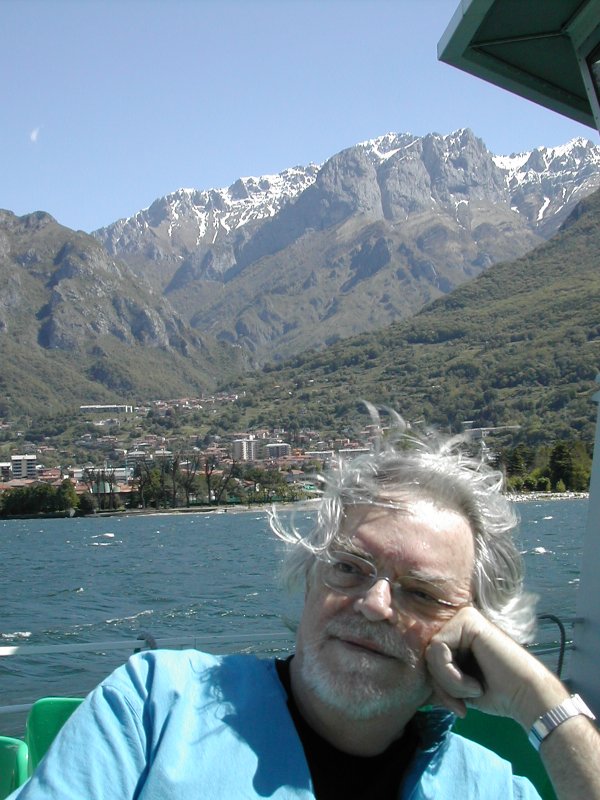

{"left": 325, "top": 616, "right": 418, "bottom": 664}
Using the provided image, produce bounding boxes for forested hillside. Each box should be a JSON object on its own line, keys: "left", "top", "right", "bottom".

{"left": 206, "top": 189, "right": 600, "bottom": 449}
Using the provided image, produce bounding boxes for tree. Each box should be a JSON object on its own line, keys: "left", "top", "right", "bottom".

{"left": 104, "top": 468, "right": 118, "bottom": 510}
{"left": 82, "top": 467, "right": 101, "bottom": 498}
{"left": 82, "top": 467, "right": 119, "bottom": 510}
{"left": 204, "top": 456, "right": 218, "bottom": 504}
{"left": 570, "top": 440, "right": 592, "bottom": 491}
{"left": 78, "top": 491, "right": 96, "bottom": 514}
{"left": 212, "top": 461, "right": 240, "bottom": 505}
{"left": 169, "top": 453, "right": 181, "bottom": 508}
{"left": 536, "top": 476, "right": 551, "bottom": 492}
{"left": 178, "top": 452, "right": 203, "bottom": 507}
{"left": 56, "top": 479, "right": 79, "bottom": 511}
{"left": 549, "top": 442, "right": 574, "bottom": 491}
{"left": 0, "top": 481, "right": 79, "bottom": 515}
{"left": 133, "top": 459, "right": 154, "bottom": 509}
{"left": 504, "top": 444, "right": 532, "bottom": 478}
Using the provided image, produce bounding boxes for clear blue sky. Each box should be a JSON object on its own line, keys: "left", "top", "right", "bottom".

{"left": 2, "top": 0, "right": 596, "bottom": 233}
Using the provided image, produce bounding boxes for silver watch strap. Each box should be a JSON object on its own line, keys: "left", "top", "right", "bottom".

{"left": 528, "top": 694, "right": 596, "bottom": 751}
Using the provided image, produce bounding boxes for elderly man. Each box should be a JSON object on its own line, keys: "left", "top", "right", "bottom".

{"left": 9, "top": 416, "right": 600, "bottom": 799}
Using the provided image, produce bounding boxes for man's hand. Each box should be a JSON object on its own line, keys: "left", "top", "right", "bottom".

{"left": 424, "top": 607, "right": 600, "bottom": 800}
{"left": 424, "top": 606, "right": 569, "bottom": 729}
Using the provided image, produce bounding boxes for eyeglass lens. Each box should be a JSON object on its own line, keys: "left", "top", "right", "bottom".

{"left": 320, "top": 551, "right": 462, "bottom": 619}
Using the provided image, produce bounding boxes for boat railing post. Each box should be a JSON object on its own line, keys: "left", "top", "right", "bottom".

{"left": 570, "top": 374, "right": 600, "bottom": 714}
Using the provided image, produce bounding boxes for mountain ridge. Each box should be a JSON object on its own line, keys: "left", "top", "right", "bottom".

{"left": 3, "top": 127, "right": 600, "bottom": 422}
{"left": 204, "top": 187, "right": 600, "bottom": 447}
{"left": 94, "top": 130, "right": 600, "bottom": 258}
{"left": 0, "top": 209, "right": 246, "bottom": 417}
{"left": 92, "top": 128, "right": 600, "bottom": 362}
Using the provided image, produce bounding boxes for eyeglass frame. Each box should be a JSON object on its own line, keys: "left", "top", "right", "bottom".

{"left": 315, "top": 549, "right": 471, "bottom": 618}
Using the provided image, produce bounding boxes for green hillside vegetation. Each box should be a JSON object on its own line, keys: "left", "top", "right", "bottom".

{"left": 0, "top": 211, "right": 246, "bottom": 417}
{"left": 0, "top": 334, "right": 242, "bottom": 419}
{"left": 3, "top": 192, "right": 599, "bottom": 496}
{"left": 208, "top": 190, "right": 600, "bottom": 451}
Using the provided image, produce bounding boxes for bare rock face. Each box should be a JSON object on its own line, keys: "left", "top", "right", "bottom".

{"left": 14, "top": 129, "right": 600, "bottom": 366}
{"left": 311, "top": 147, "right": 384, "bottom": 223}
{"left": 89, "top": 128, "right": 600, "bottom": 363}
{"left": 495, "top": 137, "right": 600, "bottom": 237}
{"left": 0, "top": 211, "right": 252, "bottom": 416}
{"left": 0, "top": 216, "right": 175, "bottom": 351}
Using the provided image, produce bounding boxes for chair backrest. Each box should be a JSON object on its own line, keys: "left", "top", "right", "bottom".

{"left": 0, "top": 735, "right": 29, "bottom": 800}
{"left": 453, "top": 709, "right": 556, "bottom": 800}
{"left": 25, "top": 697, "right": 83, "bottom": 775}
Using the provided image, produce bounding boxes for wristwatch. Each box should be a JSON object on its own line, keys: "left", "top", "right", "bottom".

{"left": 528, "top": 694, "right": 596, "bottom": 751}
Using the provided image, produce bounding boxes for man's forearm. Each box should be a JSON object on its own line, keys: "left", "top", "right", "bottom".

{"left": 425, "top": 607, "right": 600, "bottom": 800}
{"left": 539, "top": 713, "right": 600, "bottom": 800}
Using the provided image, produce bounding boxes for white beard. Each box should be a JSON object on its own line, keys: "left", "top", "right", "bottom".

{"left": 298, "top": 617, "right": 426, "bottom": 720}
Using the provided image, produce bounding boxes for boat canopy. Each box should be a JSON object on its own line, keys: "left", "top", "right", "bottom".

{"left": 438, "top": 0, "right": 600, "bottom": 130}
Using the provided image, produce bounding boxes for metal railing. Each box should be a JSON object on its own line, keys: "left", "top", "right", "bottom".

{"left": 0, "top": 630, "right": 295, "bottom": 717}
{"left": 0, "top": 615, "right": 574, "bottom": 718}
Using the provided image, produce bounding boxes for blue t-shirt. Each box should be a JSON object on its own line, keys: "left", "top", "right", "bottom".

{"left": 9, "top": 649, "right": 542, "bottom": 799}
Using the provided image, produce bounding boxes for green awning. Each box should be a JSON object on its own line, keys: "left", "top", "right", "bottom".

{"left": 438, "top": 0, "right": 600, "bottom": 129}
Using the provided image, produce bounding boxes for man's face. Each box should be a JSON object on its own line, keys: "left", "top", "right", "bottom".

{"left": 294, "top": 497, "right": 475, "bottom": 719}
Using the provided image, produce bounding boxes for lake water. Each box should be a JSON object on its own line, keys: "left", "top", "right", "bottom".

{"left": 0, "top": 498, "right": 588, "bottom": 736}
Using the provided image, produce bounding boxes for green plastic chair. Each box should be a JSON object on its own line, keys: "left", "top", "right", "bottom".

{"left": 453, "top": 709, "right": 556, "bottom": 800}
{"left": 0, "top": 735, "right": 29, "bottom": 800}
{"left": 25, "top": 697, "right": 83, "bottom": 775}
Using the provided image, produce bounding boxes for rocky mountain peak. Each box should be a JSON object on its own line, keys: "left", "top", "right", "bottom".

{"left": 87, "top": 127, "right": 600, "bottom": 362}
{"left": 95, "top": 164, "right": 320, "bottom": 258}
{"left": 493, "top": 136, "right": 600, "bottom": 234}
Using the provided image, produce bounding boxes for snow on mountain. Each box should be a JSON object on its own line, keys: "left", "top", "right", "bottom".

{"left": 94, "top": 129, "right": 600, "bottom": 273}
{"left": 95, "top": 164, "right": 320, "bottom": 256}
{"left": 87, "top": 128, "right": 600, "bottom": 361}
{"left": 492, "top": 137, "right": 600, "bottom": 231}
{"left": 493, "top": 137, "right": 600, "bottom": 184}
{"left": 357, "top": 131, "right": 600, "bottom": 234}
{"left": 356, "top": 132, "right": 420, "bottom": 162}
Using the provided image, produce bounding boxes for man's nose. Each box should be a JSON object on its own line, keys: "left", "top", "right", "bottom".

{"left": 353, "top": 578, "right": 396, "bottom": 622}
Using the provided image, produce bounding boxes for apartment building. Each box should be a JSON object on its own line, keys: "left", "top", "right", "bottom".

{"left": 264, "top": 442, "right": 292, "bottom": 459}
{"left": 231, "top": 438, "right": 261, "bottom": 462}
{"left": 11, "top": 454, "right": 37, "bottom": 479}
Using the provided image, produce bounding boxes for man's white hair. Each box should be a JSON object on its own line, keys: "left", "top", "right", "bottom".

{"left": 269, "top": 406, "right": 536, "bottom": 643}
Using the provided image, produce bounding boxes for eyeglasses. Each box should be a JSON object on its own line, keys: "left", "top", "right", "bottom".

{"left": 317, "top": 550, "right": 467, "bottom": 620}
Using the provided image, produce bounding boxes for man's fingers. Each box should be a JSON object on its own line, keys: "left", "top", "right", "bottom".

{"left": 425, "top": 640, "right": 483, "bottom": 699}
{"left": 427, "top": 683, "right": 468, "bottom": 718}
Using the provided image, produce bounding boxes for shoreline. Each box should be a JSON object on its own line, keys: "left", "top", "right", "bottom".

{"left": 508, "top": 491, "right": 588, "bottom": 503}
{"left": 0, "top": 494, "right": 587, "bottom": 521}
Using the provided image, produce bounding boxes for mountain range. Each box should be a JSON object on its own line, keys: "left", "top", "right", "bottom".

{"left": 206, "top": 186, "right": 600, "bottom": 447}
{"left": 93, "top": 129, "right": 600, "bottom": 361}
{"left": 1, "top": 127, "right": 600, "bottom": 418}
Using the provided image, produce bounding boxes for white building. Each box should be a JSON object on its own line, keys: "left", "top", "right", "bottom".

{"left": 125, "top": 451, "right": 150, "bottom": 468}
{"left": 264, "top": 442, "right": 292, "bottom": 459}
{"left": 305, "top": 450, "right": 334, "bottom": 463}
{"left": 231, "top": 438, "right": 261, "bottom": 462}
{"left": 79, "top": 404, "right": 133, "bottom": 414}
{"left": 338, "top": 448, "right": 371, "bottom": 459}
{"left": 11, "top": 454, "right": 37, "bottom": 479}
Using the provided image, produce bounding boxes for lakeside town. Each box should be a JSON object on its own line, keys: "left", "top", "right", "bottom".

{"left": 0, "top": 395, "right": 376, "bottom": 513}
{"left": 0, "top": 394, "right": 589, "bottom": 516}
